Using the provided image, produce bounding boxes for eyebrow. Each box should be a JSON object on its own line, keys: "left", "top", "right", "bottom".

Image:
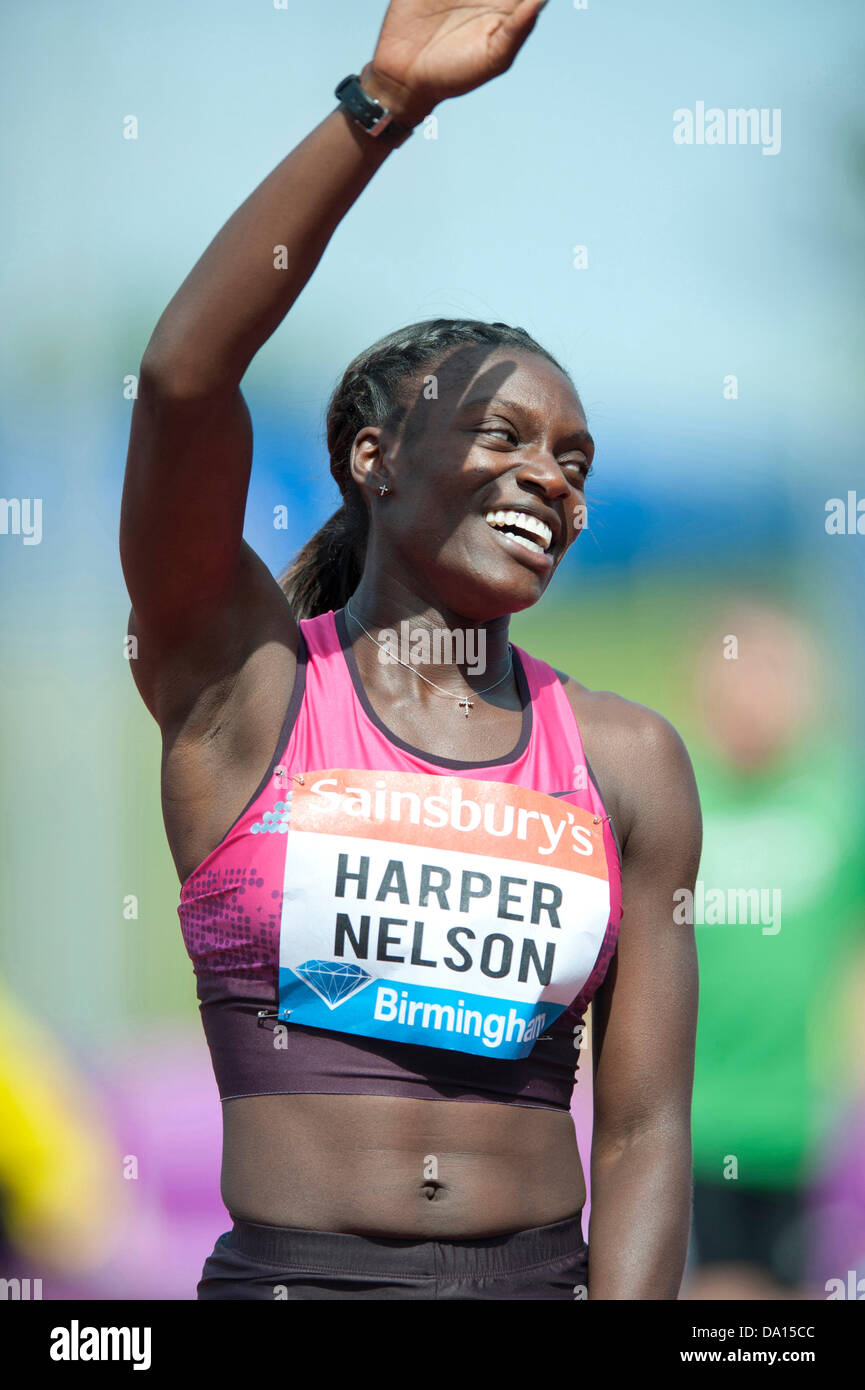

{"left": 459, "top": 394, "right": 594, "bottom": 448}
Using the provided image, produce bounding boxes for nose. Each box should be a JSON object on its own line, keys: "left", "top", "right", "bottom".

{"left": 514, "top": 448, "right": 572, "bottom": 500}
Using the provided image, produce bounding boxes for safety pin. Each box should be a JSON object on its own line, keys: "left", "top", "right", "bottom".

{"left": 274, "top": 768, "right": 305, "bottom": 788}
{"left": 256, "top": 1009, "right": 289, "bottom": 1031}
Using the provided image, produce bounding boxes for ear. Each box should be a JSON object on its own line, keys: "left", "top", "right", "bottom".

{"left": 349, "top": 426, "right": 389, "bottom": 497}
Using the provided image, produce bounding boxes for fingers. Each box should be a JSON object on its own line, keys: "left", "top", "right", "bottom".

{"left": 502, "top": 0, "right": 550, "bottom": 52}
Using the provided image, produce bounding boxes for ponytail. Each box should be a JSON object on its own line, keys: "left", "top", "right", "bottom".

{"left": 281, "top": 500, "right": 366, "bottom": 619}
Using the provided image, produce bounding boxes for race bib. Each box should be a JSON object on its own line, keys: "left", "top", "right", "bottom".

{"left": 277, "top": 769, "right": 611, "bottom": 1060}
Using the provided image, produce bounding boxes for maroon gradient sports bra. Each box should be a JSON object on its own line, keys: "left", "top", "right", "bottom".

{"left": 178, "top": 609, "right": 622, "bottom": 1112}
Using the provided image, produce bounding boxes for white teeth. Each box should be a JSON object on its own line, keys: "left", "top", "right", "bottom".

{"left": 509, "top": 533, "right": 543, "bottom": 554}
{"left": 483, "top": 509, "right": 553, "bottom": 551}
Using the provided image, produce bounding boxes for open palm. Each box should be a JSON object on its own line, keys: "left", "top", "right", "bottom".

{"left": 372, "top": 0, "right": 547, "bottom": 117}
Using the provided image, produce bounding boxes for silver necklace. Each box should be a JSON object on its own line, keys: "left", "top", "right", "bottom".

{"left": 344, "top": 599, "right": 514, "bottom": 718}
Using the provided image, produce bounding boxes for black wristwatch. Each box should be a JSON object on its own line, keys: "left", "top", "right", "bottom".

{"left": 334, "top": 74, "right": 414, "bottom": 146}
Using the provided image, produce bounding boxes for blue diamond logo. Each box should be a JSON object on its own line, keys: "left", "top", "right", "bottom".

{"left": 294, "top": 960, "right": 374, "bottom": 1009}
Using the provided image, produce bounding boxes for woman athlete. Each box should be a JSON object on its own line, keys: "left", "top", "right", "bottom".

{"left": 120, "top": 0, "right": 701, "bottom": 1300}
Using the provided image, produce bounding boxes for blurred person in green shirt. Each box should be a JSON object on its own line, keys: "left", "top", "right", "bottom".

{"left": 681, "top": 601, "right": 865, "bottom": 1299}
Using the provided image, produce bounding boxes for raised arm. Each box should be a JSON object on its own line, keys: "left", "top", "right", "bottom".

{"left": 119, "top": 69, "right": 413, "bottom": 715}
{"left": 119, "top": 0, "right": 548, "bottom": 722}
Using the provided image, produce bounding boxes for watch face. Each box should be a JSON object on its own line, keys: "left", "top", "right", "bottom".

{"left": 336, "top": 75, "right": 384, "bottom": 128}
{"left": 335, "top": 75, "right": 410, "bottom": 142}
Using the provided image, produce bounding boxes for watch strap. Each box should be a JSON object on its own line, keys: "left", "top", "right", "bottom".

{"left": 334, "top": 74, "right": 414, "bottom": 146}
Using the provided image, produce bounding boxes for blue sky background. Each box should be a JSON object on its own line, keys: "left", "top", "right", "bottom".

{"left": 3, "top": 0, "right": 864, "bottom": 575}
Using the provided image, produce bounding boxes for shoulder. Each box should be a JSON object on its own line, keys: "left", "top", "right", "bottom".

{"left": 552, "top": 667, "right": 701, "bottom": 856}
{"left": 552, "top": 665, "right": 693, "bottom": 778}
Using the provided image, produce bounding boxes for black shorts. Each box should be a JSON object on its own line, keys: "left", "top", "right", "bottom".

{"left": 197, "top": 1212, "right": 589, "bottom": 1300}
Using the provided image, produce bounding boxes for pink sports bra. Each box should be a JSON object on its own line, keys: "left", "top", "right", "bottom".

{"left": 178, "top": 609, "right": 622, "bottom": 1112}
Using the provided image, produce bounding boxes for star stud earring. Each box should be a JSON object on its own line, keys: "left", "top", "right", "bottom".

{"left": 379, "top": 482, "right": 389, "bottom": 497}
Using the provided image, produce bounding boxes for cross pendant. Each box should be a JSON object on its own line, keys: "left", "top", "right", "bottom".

{"left": 458, "top": 697, "right": 473, "bottom": 717}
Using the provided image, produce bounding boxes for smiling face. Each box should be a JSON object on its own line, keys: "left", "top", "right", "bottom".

{"left": 350, "top": 344, "right": 594, "bottom": 620}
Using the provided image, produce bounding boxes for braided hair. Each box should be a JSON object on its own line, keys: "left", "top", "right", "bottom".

{"left": 279, "top": 317, "right": 572, "bottom": 618}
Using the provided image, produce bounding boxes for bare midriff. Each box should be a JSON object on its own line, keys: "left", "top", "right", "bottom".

{"left": 220, "top": 1092, "right": 586, "bottom": 1238}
